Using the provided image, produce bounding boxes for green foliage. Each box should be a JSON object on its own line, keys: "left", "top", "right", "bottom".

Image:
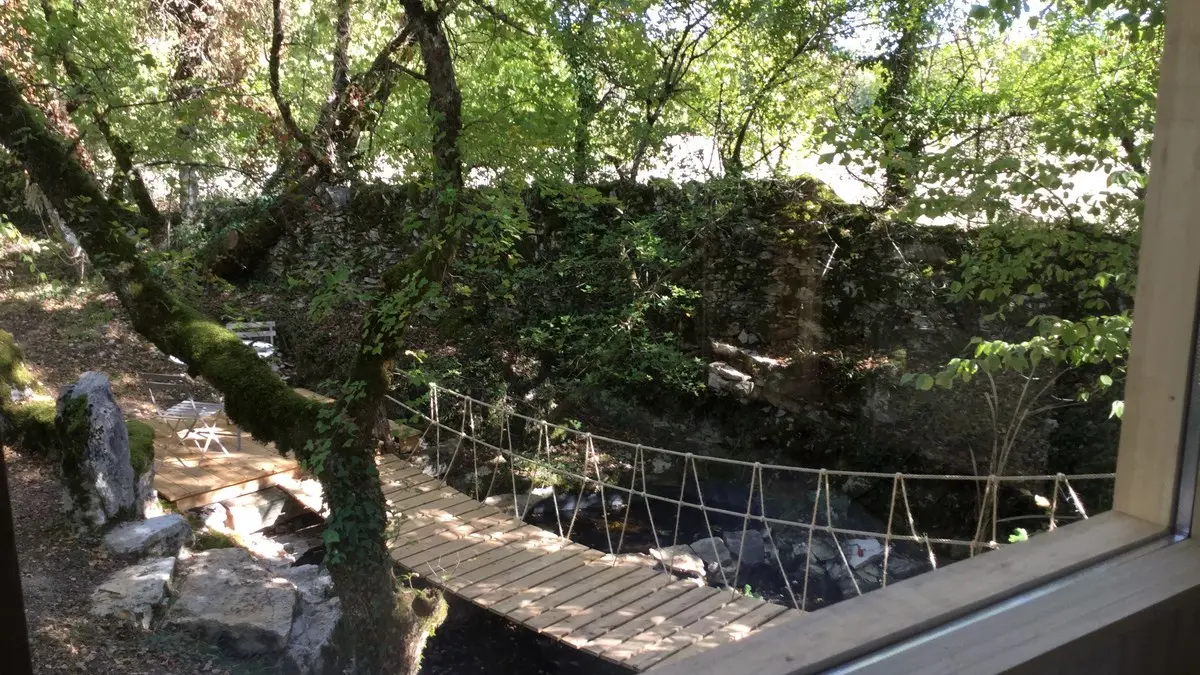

{"left": 125, "top": 418, "right": 155, "bottom": 475}
{"left": 1007, "top": 527, "right": 1029, "bottom": 543}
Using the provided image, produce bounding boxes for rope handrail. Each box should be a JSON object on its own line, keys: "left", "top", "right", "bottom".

{"left": 387, "top": 392, "right": 1015, "bottom": 548}
{"left": 384, "top": 384, "right": 1116, "bottom": 484}
{"left": 382, "top": 381, "right": 1119, "bottom": 610}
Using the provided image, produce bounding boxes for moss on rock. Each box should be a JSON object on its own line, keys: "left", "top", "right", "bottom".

{"left": 0, "top": 330, "right": 59, "bottom": 455}
{"left": 125, "top": 418, "right": 155, "bottom": 475}
{"left": 0, "top": 329, "right": 35, "bottom": 389}
{"left": 55, "top": 393, "right": 92, "bottom": 512}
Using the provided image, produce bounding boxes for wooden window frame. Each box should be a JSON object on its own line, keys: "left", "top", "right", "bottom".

{"left": 647, "top": 5, "right": 1200, "bottom": 674}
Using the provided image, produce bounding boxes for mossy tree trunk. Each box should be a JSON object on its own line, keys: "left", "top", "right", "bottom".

{"left": 0, "top": 58, "right": 456, "bottom": 672}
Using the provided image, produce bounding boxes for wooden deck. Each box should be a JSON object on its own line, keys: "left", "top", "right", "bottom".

{"left": 379, "top": 455, "right": 803, "bottom": 671}
{"left": 146, "top": 416, "right": 301, "bottom": 511}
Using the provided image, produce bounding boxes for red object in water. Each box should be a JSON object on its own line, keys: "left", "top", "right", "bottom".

{"left": 856, "top": 546, "right": 864, "bottom": 557}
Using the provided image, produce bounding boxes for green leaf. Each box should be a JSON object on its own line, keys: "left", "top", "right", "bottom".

{"left": 915, "top": 374, "right": 934, "bottom": 391}
{"left": 1110, "top": 400, "right": 1125, "bottom": 419}
{"left": 1099, "top": 374, "right": 1113, "bottom": 387}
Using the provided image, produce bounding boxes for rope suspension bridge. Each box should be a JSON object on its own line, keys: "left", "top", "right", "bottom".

{"left": 372, "top": 381, "right": 1115, "bottom": 671}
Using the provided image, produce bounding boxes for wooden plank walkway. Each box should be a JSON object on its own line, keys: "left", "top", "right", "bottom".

{"left": 145, "top": 415, "right": 301, "bottom": 511}
{"left": 379, "top": 455, "right": 803, "bottom": 671}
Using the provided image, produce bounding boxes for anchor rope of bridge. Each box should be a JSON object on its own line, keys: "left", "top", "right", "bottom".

{"left": 383, "top": 381, "right": 1114, "bottom": 614}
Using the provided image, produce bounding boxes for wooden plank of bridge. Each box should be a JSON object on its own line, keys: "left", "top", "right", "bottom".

{"left": 440, "top": 527, "right": 575, "bottom": 592}
{"left": 579, "top": 585, "right": 724, "bottom": 655}
{"left": 598, "top": 588, "right": 740, "bottom": 663}
{"left": 465, "top": 547, "right": 600, "bottom": 607}
{"left": 523, "top": 565, "right": 663, "bottom": 630}
{"left": 396, "top": 503, "right": 500, "bottom": 540}
{"left": 492, "top": 556, "right": 635, "bottom": 618}
{"left": 376, "top": 456, "right": 793, "bottom": 670}
{"left": 622, "top": 595, "right": 764, "bottom": 670}
{"left": 397, "top": 520, "right": 526, "bottom": 569}
{"left": 659, "top": 604, "right": 800, "bottom": 666}
{"left": 551, "top": 578, "right": 697, "bottom": 643}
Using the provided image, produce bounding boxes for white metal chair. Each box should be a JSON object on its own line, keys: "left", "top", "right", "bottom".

{"left": 141, "top": 372, "right": 240, "bottom": 455}
{"left": 226, "top": 321, "right": 282, "bottom": 372}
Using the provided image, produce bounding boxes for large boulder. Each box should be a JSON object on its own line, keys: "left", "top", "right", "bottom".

{"left": 690, "top": 536, "right": 733, "bottom": 567}
{"left": 56, "top": 372, "right": 139, "bottom": 528}
{"left": 649, "top": 544, "right": 706, "bottom": 577}
{"left": 90, "top": 557, "right": 176, "bottom": 629}
{"left": 168, "top": 548, "right": 298, "bottom": 655}
{"left": 722, "top": 529, "right": 767, "bottom": 567}
{"left": 104, "top": 513, "right": 193, "bottom": 560}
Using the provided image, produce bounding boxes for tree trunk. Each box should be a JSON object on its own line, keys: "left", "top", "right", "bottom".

{"left": 879, "top": 0, "right": 930, "bottom": 207}
{"left": 167, "top": 0, "right": 212, "bottom": 222}
{"left": 0, "top": 66, "right": 444, "bottom": 673}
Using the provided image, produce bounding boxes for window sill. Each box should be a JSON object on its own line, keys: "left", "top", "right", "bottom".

{"left": 646, "top": 511, "right": 1165, "bottom": 675}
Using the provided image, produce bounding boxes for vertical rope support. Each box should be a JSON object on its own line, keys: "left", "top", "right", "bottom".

{"left": 1064, "top": 478, "right": 1089, "bottom": 519}
{"left": 671, "top": 455, "right": 691, "bottom": 550}
{"left": 508, "top": 416, "right": 525, "bottom": 520}
{"left": 688, "top": 456, "right": 731, "bottom": 589}
{"left": 990, "top": 475, "right": 999, "bottom": 547}
{"left": 756, "top": 468, "right": 799, "bottom": 610}
{"left": 482, "top": 411, "right": 506, "bottom": 500}
{"left": 543, "top": 421, "right": 565, "bottom": 538}
{"left": 638, "top": 448, "right": 669, "bottom": 579}
{"left": 823, "top": 472, "right": 862, "bottom": 597}
{"left": 1048, "top": 474, "right": 1062, "bottom": 531}
{"left": 614, "top": 445, "right": 642, "bottom": 557}
{"left": 440, "top": 397, "right": 469, "bottom": 480}
{"left": 589, "top": 435, "right": 616, "bottom": 556}
{"left": 563, "top": 434, "right": 590, "bottom": 542}
{"left": 431, "top": 383, "right": 441, "bottom": 473}
{"left": 881, "top": 474, "right": 900, "bottom": 588}
{"left": 469, "top": 400, "right": 480, "bottom": 500}
{"left": 900, "top": 476, "right": 937, "bottom": 570}
{"left": 800, "top": 470, "right": 823, "bottom": 612}
{"left": 732, "top": 464, "right": 759, "bottom": 589}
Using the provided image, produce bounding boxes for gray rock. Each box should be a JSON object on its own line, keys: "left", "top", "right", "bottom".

{"left": 56, "top": 372, "right": 137, "bottom": 528}
{"left": 707, "top": 362, "right": 751, "bottom": 382}
{"left": 276, "top": 564, "right": 335, "bottom": 606}
{"left": 223, "top": 487, "right": 295, "bottom": 533}
{"left": 690, "top": 536, "right": 733, "bottom": 567}
{"left": 90, "top": 557, "right": 176, "bottom": 629}
{"left": 649, "top": 545, "right": 706, "bottom": 577}
{"left": 791, "top": 534, "right": 840, "bottom": 563}
{"left": 281, "top": 565, "right": 341, "bottom": 675}
{"left": 722, "top": 530, "right": 767, "bottom": 566}
{"left": 169, "top": 547, "right": 298, "bottom": 655}
{"left": 483, "top": 491, "right": 547, "bottom": 519}
{"left": 287, "top": 596, "right": 341, "bottom": 675}
{"left": 136, "top": 469, "right": 161, "bottom": 518}
{"left": 104, "top": 513, "right": 193, "bottom": 560}
{"left": 885, "top": 554, "right": 930, "bottom": 582}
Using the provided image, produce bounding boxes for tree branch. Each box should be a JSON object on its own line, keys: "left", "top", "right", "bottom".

{"left": 469, "top": 0, "right": 535, "bottom": 36}
{"left": 269, "top": 0, "right": 314, "bottom": 154}
{"left": 39, "top": 0, "right": 167, "bottom": 236}
{"left": 0, "top": 66, "right": 323, "bottom": 451}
